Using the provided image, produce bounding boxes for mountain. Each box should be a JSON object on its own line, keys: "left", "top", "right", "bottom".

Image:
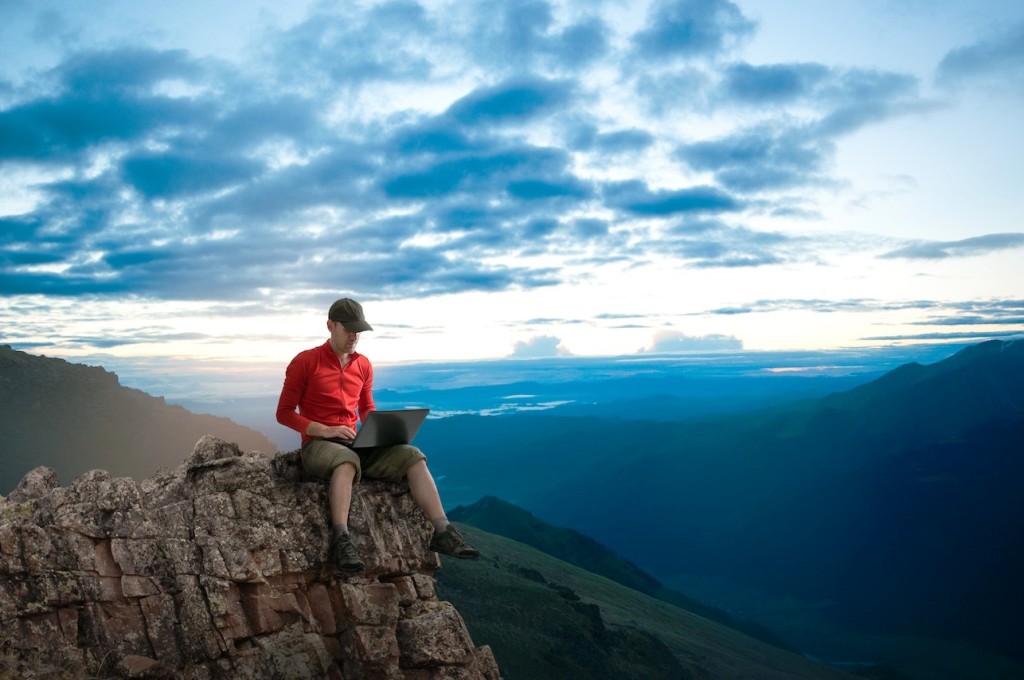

{"left": 766, "top": 338, "right": 1024, "bottom": 450}
{"left": 448, "top": 495, "right": 794, "bottom": 651}
{"left": 0, "top": 346, "right": 277, "bottom": 493}
{"left": 7, "top": 338, "right": 1021, "bottom": 678}
{"left": 434, "top": 523, "right": 864, "bottom": 680}
{"left": 414, "top": 339, "right": 1024, "bottom": 677}
{"left": 525, "top": 339, "right": 1024, "bottom": 666}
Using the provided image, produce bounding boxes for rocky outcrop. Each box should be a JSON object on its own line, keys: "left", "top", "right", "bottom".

{"left": 0, "top": 436, "right": 500, "bottom": 679}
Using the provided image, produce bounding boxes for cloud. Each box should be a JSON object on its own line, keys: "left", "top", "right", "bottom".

{"left": 703, "top": 299, "right": 1024, "bottom": 330}
{"left": 908, "top": 299, "right": 1024, "bottom": 328}
{"left": 677, "top": 125, "right": 829, "bottom": 192}
{"left": 121, "top": 149, "right": 264, "bottom": 200}
{"left": 0, "top": 50, "right": 212, "bottom": 162}
{"left": 720, "top": 62, "right": 830, "bottom": 104}
{"left": 631, "top": 0, "right": 756, "bottom": 61}
{"left": 706, "top": 298, "right": 941, "bottom": 315}
{"left": 53, "top": 46, "right": 205, "bottom": 96}
{"left": 267, "top": 2, "right": 435, "bottom": 87}
{"left": 603, "top": 180, "right": 739, "bottom": 216}
{"left": 657, "top": 221, "right": 807, "bottom": 268}
{"left": 633, "top": 68, "right": 713, "bottom": 116}
{"left": 880, "top": 233, "right": 1024, "bottom": 260}
{"left": 570, "top": 218, "right": 610, "bottom": 240}
{"left": 0, "top": 0, "right": 975, "bottom": 313}
{"left": 639, "top": 329, "right": 743, "bottom": 353}
{"left": 569, "top": 124, "right": 655, "bottom": 154}
{"left": 675, "top": 66, "right": 925, "bottom": 192}
{"left": 508, "top": 334, "right": 574, "bottom": 358}
{"left": 917, "top": 316, "right": 1024, "bottom": 327}
{"left": 863, "top": 330, "right": 1024, "bottom": 341}
{"left": 457, "top": 1, "right": 611, "bottom": 72}
{"left": 381, "top": 118, "right": 583, "bottom": 201}
{"left": 936, "top": 21, "right": 1024, "bottom": 90}
{"left": 445, "top": 77, "right": 575, "bottom": 128}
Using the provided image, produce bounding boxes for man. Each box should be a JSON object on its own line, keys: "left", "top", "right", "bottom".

{"left": 276, "top": 297, "right": 478, "bottom": 572}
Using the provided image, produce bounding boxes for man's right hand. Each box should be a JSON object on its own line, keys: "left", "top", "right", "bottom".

{"left": 307, "top": 422, "right": 357, "bottom": 441}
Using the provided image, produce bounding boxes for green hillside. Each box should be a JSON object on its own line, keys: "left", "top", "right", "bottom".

{"left": 435, "top": 524, "right": 862, "bottom": 680}
{"left": 449, "top": 495, "right": 794, "bottom": 651}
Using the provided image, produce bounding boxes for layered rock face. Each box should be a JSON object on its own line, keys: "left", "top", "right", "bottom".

{"left": 0, "top": 436, "right": 500, "bottom": 679}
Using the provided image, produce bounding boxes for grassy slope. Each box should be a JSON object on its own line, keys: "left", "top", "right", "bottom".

{"left": 437, "top": 525, "right": 858, "bottom": 680}
{"left": 448, "top": 495, "right": 796, "bottom": 651}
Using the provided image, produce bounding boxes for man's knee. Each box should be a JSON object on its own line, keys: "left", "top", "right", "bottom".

{"left": 332, "top": 460, "right": 358, "bottom": 477}
{"left": 302, "top": 439, "right": 361, "bottom": 480}
{"left": 360, "top": 445, "right": 426, "bottom": 482}
{"left": 404, "top": 457, "right": 428, "bottom": 479}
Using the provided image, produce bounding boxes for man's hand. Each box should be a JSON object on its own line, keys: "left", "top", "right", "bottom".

{"left": 307, "top": 422, "right": 357, "bottom": 441}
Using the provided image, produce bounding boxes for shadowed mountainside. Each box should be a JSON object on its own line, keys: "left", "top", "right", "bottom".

{"left": 434, "top": 524, "right": 861, "bottom": 680}
{"left": 528, "top": 340, "right": 1024, "bottom": 666}
{"left": 448, "top": 495, "right": 794, "bottom": 651}
{"left": 0, "top": 345, "right": 277, "bottom": 493}
{"left": 414, "top": 339, "right": 1024, "bottom": 677}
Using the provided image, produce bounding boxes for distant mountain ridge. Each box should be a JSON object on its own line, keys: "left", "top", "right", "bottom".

{"left": 788, "top": 338, "right": 1024, "bottom": 447}
{"left": 0, "top": 345, "right": 277, "bottom": 492}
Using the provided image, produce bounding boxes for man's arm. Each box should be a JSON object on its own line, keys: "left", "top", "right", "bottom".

{"left": 276, "top": 355, "right": 313, "bottom": 434}
{"left": 357, "top": 357, "right": 376, "bottom": 422}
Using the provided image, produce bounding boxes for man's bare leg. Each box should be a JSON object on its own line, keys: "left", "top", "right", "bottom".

{"left": 406, "top": 459, "right": 479, "bottom": 559}
{"left": 329, "top": 461, "right": 357, "bottom": 528}
{"left": 327, "top": 462, "right": 365, "bottom": 572}
{"left": 406, "top": 459, "right": 446, "bottom": 523}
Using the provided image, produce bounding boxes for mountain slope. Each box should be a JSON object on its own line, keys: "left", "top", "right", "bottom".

{"left": 435, "top": 524, "right": 861, "bottom": 680}
{"left": 521, "top": 339, "right": 1024, "bottom": 664}
{"left": 0, "top": 346, "right": 277, "bottom": 492}
{"left": 770, "top": 338, "right": 1024, "bottom": 450}
{"left": 414, "top": 339, "right": 1024, "bottom": 675}
{"left": 448, "top": 495, "right": 794, "bottom": 651}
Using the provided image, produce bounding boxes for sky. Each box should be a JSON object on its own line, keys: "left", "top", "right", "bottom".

{"left": 2, "top": 0, "right": 1023, "bottom": 384}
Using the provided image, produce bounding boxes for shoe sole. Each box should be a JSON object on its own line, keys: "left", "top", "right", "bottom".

{"left": 430, "top": 545, "right": 480, "bottom": 560}
{"left": 336, "top": 562, "right": 365, "bottom": 573}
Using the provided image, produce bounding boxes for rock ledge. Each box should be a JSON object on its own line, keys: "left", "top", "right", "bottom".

{"left": 0, "top": 436, "right": 500, "bottom": 679}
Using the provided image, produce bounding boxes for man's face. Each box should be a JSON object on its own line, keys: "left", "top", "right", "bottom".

{"left": 328, "top": 320, "right": 361, "bottom": 354}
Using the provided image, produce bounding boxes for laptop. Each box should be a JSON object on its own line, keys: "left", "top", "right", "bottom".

{"left": 347, "top": 408, "right": 429, "bottom": 449}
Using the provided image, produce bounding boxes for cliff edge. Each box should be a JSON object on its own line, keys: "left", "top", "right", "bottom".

{"left": 0, "top": 436, "right": 500, "bottom": 679}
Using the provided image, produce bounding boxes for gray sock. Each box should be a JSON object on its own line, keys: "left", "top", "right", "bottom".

{"left": 432, "top": 517, "right": 450, "bottom": 534}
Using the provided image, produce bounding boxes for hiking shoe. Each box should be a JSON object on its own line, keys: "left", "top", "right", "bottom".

{"left": 429, "top": 524, "right": 479, "bottom": 559}
{"left": 329, "top": 532, "right": 365, "bottom": 573}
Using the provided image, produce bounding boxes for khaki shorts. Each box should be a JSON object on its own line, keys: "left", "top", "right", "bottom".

{"left": 300, "top": 438, "right": 426, "bottom": 483}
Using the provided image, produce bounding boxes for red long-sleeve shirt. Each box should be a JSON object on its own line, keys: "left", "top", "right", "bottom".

{"left": 275, "top": 341, "right": 376, "bottom": 447}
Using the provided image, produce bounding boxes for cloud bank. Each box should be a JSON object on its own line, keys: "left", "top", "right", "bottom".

{"left": 640, "top": 329, "right": 743, "bottom": 353}
{"left": 1, "top": 0, "right": 1022, "bottom": 362}
{"left": 5, "top": 0, "right": 1011, "bottom": 312}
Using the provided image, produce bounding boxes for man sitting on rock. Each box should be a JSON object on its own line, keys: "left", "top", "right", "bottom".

{"left": 276, "top": 297, "right": 479, "bottom": 572}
